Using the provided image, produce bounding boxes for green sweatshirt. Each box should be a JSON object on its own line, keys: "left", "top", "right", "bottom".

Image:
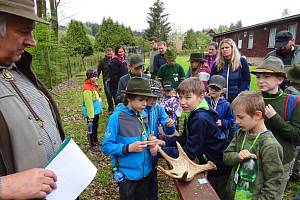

{"left": 262, "top": 90, "right": 300, "bottom": 164}
{"left": 224, "top": 129, "right": 284, "bottom": 200}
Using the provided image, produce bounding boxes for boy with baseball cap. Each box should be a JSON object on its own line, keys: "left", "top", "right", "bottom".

{"left": 205, "top": 75, "right": 235, "bottom": 142}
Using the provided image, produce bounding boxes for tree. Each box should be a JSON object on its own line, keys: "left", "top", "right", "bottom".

{"left": 36, "top": 0, "right": 47, "bottom": 18}
{"left": 49, "top": 0, "right": 60, "bottom": 41}
{"left": 282, "top": 8, "right": 291, "bottom": 17}
{"left": 85, "top": 22, "right": 100, "bottom": 36}
{"left": 66, "top": 20, "right": 93, "bottom": 59}
{"left": 94, "top": 17, "right": 134, "bottom": 51}
{"left": 182, "top": 29, "right": 198, "bottom": 50}
{"left": 144, "top": 0, "right": 171, "bottom": 42}
{"left": 229, "top": 20, "right": 243, "bottom": 31}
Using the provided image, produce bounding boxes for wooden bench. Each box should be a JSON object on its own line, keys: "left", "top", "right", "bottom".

{"left": 173, "top": 173, "right": 220, "bottom": 200}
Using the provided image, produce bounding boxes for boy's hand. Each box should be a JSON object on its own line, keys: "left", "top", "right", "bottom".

{"left": 216, "top": 119, "right": 222, "bottom": 126}
{"left": 166, "top": 118, "right": 174, "bottom": 127}
{"left": 157, "top": 139, "right": 166, "bottom": 147}
{"left": 128, "top": 141, "right": 147, "bottom": 152}
{"left": 265, "top": 104, "right": 276, "bottom": 119}
{"left": 147, "top": 139, "right": 158, "bottom": 148}
{"left": 238, "top": 149, "right": 252, "bottom": 161}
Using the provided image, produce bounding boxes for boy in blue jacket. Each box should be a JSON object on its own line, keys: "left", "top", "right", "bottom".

{"left": 146, "top": 79, "right": 175, "bottom": 200}
{"left": 102, "top": 77, "right": 158, "bottom": 200}
{"left": 161, "top": 77, "right": 231, "bottom": 200}
{"left": 205, "top": 75, "right": 236, "bottom": 142}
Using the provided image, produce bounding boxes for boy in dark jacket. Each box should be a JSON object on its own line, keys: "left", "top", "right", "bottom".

{"left": 205, "top": 75, "right": 235, "bottom": 142}
{"left": 102, "top": 77, "right": 157, "bottom": 200}
{"left": 224, "top": 91, "right": 284, "bottom": 200}
{"left": 251, "top": 56, "right": 300, "bottom": 199}
{"left": 161, "top": 77, "right": 231, "bottom": 200}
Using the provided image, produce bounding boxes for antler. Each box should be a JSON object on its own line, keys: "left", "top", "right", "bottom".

{"left": 157, "top": 142, "right": 217, "bottom": 182}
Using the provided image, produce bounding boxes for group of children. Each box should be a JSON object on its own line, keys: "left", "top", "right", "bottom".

{"left": 82, "top": 51, "right": 300, "bottom": 199}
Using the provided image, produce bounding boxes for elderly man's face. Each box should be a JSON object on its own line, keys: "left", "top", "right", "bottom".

{"left": 0, "top": 15, "right": 36, "bottom": 65}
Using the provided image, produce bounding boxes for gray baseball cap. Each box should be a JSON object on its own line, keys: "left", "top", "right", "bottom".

{"left": 129, "top": 54, "right": 144, "bottom": 68}
{"left": 208, "top": 75, "right": 226, "bottom": 90}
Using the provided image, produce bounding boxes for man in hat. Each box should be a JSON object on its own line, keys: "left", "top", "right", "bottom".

{"left": 186, "top": 52, "right": 211, "bottom": 92}
{"left": 116, "top": 54, "right": 149, "bottom": 104}
{"left": 265, "top": 30, "right": 300, "bottom": 89}
{"left": 157, "top": 49, "right": 185, "bottom": 90}
{"left": 0, "top": 0, "right": 64, "bottom": 198}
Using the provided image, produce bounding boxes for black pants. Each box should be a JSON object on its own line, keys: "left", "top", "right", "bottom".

{"left": 119, "top": 175, "right": 151, "bottom": 200}
{"left": 103, "top": 80, "right": 114, "bottom": 112}
{"left": 87, "top": 114, "right": 99, "bottom": 147}
{"left": 149, "top": 159, "right": 158, "bottom": 200}
{"left": 207, "top": 172, "right": 231, "bottom": 200}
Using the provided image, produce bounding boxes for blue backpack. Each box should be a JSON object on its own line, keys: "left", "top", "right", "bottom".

{"left": 284, "top": 94, "right": 299, "bottom": 145}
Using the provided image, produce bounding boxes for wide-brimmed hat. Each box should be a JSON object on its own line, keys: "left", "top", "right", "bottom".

{"left": 0, "top": 0, "right": 49, "bottom": 24}
{"left": 122, "top": 77, "right": 156, "bottom": 97}
{"left": 164, "top": 49, "right": 177, "bottom": 61}
{"left": 208, "top": 75, "right": 226, "bottom": 90}
{"left": 287, "top": 64, "right": 300, "bottom": 84}
{"left": 251, "top": 56, "right": 286, "bottom": 77}
{"left": 129, "top": 54, "right": 144, "bottom": 68}
{"left": 275, "top": 31, "right": 293, "bottom": 48}
{"left": 189, "top": 52, "right": 205, "bottom": 62}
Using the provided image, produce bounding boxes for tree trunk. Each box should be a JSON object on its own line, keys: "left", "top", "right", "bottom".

{"left": 36, "top": 0, "right": 46, "bottom": 18}
{"left": 44, "top": 49, "right": 53, "bottom": 89}
{"left": 49, "top": 0, "right": 59, "bottom": 41}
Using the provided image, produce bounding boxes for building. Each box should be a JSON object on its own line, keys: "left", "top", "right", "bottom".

{"left": 213, "top": 14, "right": 300, "bottom": 65}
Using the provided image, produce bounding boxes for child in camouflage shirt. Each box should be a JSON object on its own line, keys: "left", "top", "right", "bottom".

{"left": 224, "top": 91, "right": 284, "bottom": 200}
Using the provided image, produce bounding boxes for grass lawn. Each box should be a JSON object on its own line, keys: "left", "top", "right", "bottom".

{"left": 53, "top": 56, "right": 299, "bottom": 199}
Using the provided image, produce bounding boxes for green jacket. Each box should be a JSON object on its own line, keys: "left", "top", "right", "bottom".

{"left": 224, "top": 129, "right": 284, "bottom": 200}
{"left": 262, "top": 90, "right": 300, "bottom": 164}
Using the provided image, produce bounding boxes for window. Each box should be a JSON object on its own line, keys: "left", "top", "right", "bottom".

{"left": 248, "top": 32, "right": 254, "bottom": 49}
{"left": 268, "top": 27, "right": 276, "bottom": 48}
{"left": 288, "top": 23, "right": 297, "bottom": 40}
{"left": 238, "top": 39, "right": 243, "bottom": 49}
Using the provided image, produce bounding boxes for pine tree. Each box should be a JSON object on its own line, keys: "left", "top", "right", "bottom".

{"left": 66, "top": 20, "right": 93, "bottom": 59}
{"left": 144, "top": 0, "right": 171, "bottom": 42}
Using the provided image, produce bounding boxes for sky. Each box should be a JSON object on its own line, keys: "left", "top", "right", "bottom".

{"left": 57, "top": 0, "right": 300, "bottom": 33}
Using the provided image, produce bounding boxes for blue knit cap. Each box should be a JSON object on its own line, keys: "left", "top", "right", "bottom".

{"left": 87, "top": 71, "right": 98, "bottom": 79}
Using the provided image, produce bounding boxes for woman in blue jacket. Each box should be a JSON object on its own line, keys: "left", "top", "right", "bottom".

{"left": 211, "top": 38, "right": 250, "bottom": 103}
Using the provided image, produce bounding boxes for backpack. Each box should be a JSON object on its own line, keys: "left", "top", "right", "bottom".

{"left": 283, "top": 94, "right": 299, "bottom": 145}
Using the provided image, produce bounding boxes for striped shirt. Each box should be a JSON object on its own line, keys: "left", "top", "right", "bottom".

{"left": 0, "top": 64, "right": 62, "bottom": 160}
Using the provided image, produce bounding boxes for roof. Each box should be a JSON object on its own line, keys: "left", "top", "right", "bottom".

{"left": 213, "top": 13, "right": 300, "bottom": 37}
